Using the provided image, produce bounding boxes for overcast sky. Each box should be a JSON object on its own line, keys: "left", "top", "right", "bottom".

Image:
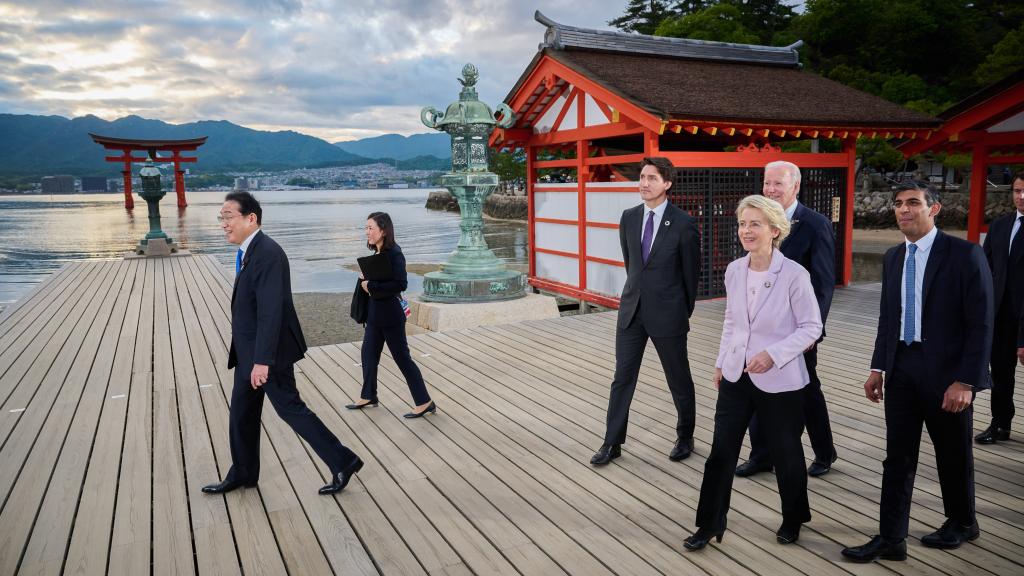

{"left": 0, "top": 0, "right": 632, "bottom": 142}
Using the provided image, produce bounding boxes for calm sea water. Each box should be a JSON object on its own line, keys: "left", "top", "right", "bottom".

{"left": 0, "top": 189, "right": 528, "bottom": 311}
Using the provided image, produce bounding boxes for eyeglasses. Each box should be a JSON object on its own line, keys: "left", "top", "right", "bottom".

{"left": 217, "top": 213, "right": 242, "bottom": 223}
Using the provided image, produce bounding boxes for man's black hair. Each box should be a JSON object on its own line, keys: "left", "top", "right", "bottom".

{"left": 225, "top": 191, "right": 262, "bottom": 224}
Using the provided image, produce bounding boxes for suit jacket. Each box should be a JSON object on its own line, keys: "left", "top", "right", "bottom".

{"left": 870, "top": 230, "right": 994, "bottom": 391}
{"left": 983, "top": 211, "right": 1024, "bottom": 345}
{"left": 781, "top": 202, "right": 835, "bottom": 331}
{"left": 228, "top": 230, "right": 308, "bottom": 370}
{"left": 617, "top": 202, "right": 701, "bottom": 337}
{"left": 365, "top": 244, "right": 408, "bottom": 327}
{"left": 716, "top": 249, "right": 823, "bottom": 392}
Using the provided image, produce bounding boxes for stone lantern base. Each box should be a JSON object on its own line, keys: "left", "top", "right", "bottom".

{"left": 421, "top": 269, "right": 526, "bottom": 303}
{"left": 130, "top": 238, "right": 181, "bottom": 257}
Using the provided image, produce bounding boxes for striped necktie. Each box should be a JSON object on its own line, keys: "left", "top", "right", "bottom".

{"left": 902, "top": 243, "right": 917, "bottom": 344}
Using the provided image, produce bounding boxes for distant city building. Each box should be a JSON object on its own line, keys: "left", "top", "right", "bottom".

{"left": 80, "top": 176, "right": 109, "bottom": 192}
{"left": 41, "top": 175, "right": 75, "bottom": 195}
{"left": 390, "top": 182, "right": 409, "bottom": 189}
{"left": 233, "top": 177, "right": 249, "bottom": 191}
{"left": 248, "top": 178, "right": 258, "bottom": 190}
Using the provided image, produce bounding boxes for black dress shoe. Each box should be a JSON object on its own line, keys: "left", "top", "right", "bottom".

{"left": 403, "top": 401, "right": 436, "bottom": 419}
{"left": 201, "top": 478, "right": 256, "bottom": 494}
{"left": 975, "top": 424, "right": 1010, "bottom": 445}
{"left": 345, "top": 398, "right": 379, "bottom": 410}
{"left": 808, "top": 451, "right": 838, "bottom": 477}
{"left": 841, "top": 535, "right": 907, "bottom": 563}
{"left": 590, "top": 444, "right": 621, "bottom": 466}
{"left": 921, "top": 519, "right": 980, "bottom": 549}
{"left": 683, "top": 528, "right": 724, "bottom": 551}
{"left": 669, "top": 438, "right": 694, "bottom": 461}
{"left": 319, "top": 457, "right": 364, "bottom": 495}
{"left": 776, "top": 523, "right": 801, "bottom": 544}
{"left": 735, "top": 459, "right": 772, "bottom": 477}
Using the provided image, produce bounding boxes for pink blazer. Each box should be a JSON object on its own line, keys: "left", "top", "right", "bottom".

{"left": 716, "top": 249, "right": 823, "bottom": 393}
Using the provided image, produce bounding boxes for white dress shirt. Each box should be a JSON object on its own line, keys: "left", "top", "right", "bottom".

{"left": 238, "top": 228, "right": 260, "bottom": 267}
{"left": 640, "top": 198, "right": 669, "bottom": 248}
{"left": 899, "top": 225, "right": 938, "bottom": 343}
{"left": 784, "top": 200, "right": 798, "bottom": 222}
{"left": 1009, "top": 210, "right": 1023, "bottom": 254}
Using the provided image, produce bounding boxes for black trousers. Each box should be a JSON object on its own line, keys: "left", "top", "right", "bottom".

{"left": 880, "top": 343, "right": 976, "bottom": 541}
{"left": 989, "top": 295, "right": 1020, "bottom": 429}
{"left": 361, "top": 322, "right": 431, "bottom": 406}
{"left": 745, "top": 345, "right": 835, "bottom": 465}
{"left": 602, "top": 312, "right": 695, "bottom": 446}
{"left": 695, "top": 374, "right": 810, "bottom": 532}
{"left": 227, "top": 363, "right": 358, "bottom": 483}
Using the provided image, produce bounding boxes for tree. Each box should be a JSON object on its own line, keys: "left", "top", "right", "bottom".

{"left": 609, "top": 0, "right": 676, "bottom": 34}
{"left": 974, "top": 22, "right": 1024, "bottom": 86}
{"left": 656, "top": 4, "right": 760, "bottom": 43}
{"left": 725, "top": 0, "right": 797, "bottom": 44}
{"left": 490, "top": 150, "right": 526, "bottom": 184}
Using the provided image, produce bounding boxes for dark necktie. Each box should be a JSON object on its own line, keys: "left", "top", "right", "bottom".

{"left": 235, "top": 248, "right": 243, "bottom": 275}
{"left": 641, "top": 210, "right": 655, "bottom": 264}
{"left": 1010, "top": 215, "right": 1023, "bottom": 258}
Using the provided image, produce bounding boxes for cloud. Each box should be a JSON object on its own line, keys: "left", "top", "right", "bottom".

{"left": 0, "top": 0, "right": 626, "bottom": 140}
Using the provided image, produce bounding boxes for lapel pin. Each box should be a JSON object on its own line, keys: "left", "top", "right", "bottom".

{"left": 764, "top": 281, "right": 772, "bottom": 288}
{"left": 664, "top": 220, "right": 671, "bottom": 226}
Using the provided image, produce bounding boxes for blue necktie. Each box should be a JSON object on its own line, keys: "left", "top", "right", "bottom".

{"left": 641, "top": 210, "right": 655, "bottom": 264}
{"left": 235, "top": 248, "right": 243, "bottom": 275}
{"left": 903, "top": 243, "right": 917, "bottom": 344}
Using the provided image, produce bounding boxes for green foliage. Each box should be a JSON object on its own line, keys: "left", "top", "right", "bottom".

{"left": 185, "top": 173, "right": 235, "bottom": 188}
{"left": 656, "top": 4, "right": 760, "bottom": 44}
{"left": 974, "top": 22, "right": 1024, "bottom": 86}
{"left": 286, "top": 176, "right": 317, "bottom": 188}
{"left": 608, "top": 0, "right": 677, "bottom": 34}
{"left": 857, "top": 137, "right": 904, "bottom": 172}
{"left": 490, "top": 150, "right": 526, "bottom": 184}
{"left": 611, "top": 0, "right": 1023, "bottom": 114}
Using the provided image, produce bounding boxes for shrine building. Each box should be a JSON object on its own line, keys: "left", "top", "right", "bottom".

{"left": 492, "top": 12, "right": 940, "bottom": 305}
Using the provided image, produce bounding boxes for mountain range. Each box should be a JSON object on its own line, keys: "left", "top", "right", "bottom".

{"left": 0, "top": 113, "right": 451, "bottom": 178}
{"left": 334, "top": 133, "right": 450, "bottom": 160}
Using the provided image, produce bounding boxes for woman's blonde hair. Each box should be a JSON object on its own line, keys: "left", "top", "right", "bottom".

{"left": 735, "top": 195, "right": 790, "bottom": 248}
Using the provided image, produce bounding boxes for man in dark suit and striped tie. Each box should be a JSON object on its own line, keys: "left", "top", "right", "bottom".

{"left": 590, "top": 157, "right": 701, "bottom": 466}
{"left": 842, "top": 181, "right": 993, "bottom": 562}
{"left": 975, "top": 171, "right": 1024, "bottom": 444}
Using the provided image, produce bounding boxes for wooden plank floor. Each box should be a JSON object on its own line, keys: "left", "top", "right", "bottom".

{"left": 0, "top": 254, "right": 1021, "bottom": 575}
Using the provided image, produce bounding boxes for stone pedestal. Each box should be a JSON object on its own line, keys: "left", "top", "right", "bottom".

{"left": 407, "top": 293, "right": 559, "bottom": 332}
{"left": 125, "top": 246, "right": 190, "bottom": 260}
{"left": 134, "top": 237, "right": 180, "bottom": 256}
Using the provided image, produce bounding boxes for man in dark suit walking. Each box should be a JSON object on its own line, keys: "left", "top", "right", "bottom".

{"left": 842, "top": 181, "right": 993, "bottom": 562}
{"left": 591, "top": 157, "right": 701, "bottom": 466}
{"left": 736, "top": 160, "right": 838, "bottom": 478}
{"left": 203, "top": 191, "right": 363, "bottom": 496}
{"left": 975, "top": 171, "right": 1024, "bottom": 444}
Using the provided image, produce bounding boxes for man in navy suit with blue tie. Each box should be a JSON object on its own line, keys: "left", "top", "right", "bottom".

{"left": 202, "top": 191, "right": 363, "bottom": 496}
{"left": 590, "top": 157, "right": 701, "bottom": 466}
{"left": 736, "top": 160, "right": 838, "bottom": 478}
{"left": 842, "top": 181, "right": 993, "bottom": 562}
{"left": 975, "top": 171, "right": 1024, "bottom": 444}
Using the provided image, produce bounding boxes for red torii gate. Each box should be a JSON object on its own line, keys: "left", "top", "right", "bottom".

{"left": 89, "top": 133, "right": 208, "bottom": 209}
{"left": 899, "top": 69, "right": 1024, "bottom": 243}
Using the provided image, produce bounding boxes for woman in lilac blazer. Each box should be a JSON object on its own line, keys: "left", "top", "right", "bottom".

{"left": 685, "top": 195, "right": 822, "bottom": 551}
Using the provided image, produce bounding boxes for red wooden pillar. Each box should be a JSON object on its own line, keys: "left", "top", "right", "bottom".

{"left": 174, "top": 169, "right": 187, "bottom": 207}
{"left": 577, "top": 137, "right": 589, "bottom": 292}
{"left": 121, "top": 150, "right": 134, "bottom": 209}
{"left": 842, "top": 138, "right": 857, "bottom": 286}
{"left": 967, "top": 143, "right": 988, "bottom": 244}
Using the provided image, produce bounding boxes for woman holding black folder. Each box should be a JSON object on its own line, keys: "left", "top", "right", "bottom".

{"left": 346, "top": 212, "right": 436, "bottom": 418}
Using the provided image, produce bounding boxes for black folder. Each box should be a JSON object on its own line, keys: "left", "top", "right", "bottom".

{"left": 356, "top": 253, "right": 393, "bottom": 281}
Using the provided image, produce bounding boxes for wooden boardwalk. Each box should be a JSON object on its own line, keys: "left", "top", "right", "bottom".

{"left": 0, "top": 254, "right": 1021, "bottom": 575}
